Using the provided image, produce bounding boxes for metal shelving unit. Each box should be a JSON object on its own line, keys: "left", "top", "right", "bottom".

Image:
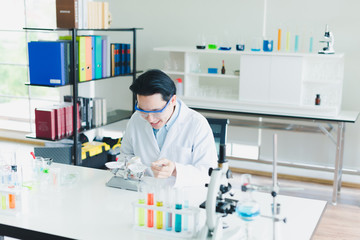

{"left": 25, "top": 27, "right": 143, "bottom": 165}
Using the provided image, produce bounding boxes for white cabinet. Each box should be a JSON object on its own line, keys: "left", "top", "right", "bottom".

{"left": 154, "top": 47, "right": 344, "bottom": 116}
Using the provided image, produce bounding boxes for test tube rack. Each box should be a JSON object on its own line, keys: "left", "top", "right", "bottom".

{"left": 132, "top": 202, "right": 201, "bottom": 238}
{"left": 0, "top": 186, "right": 21, "bottom": 216}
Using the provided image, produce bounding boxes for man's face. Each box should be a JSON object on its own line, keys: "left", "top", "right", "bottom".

{"left": 136, "top": 93, "right": 176, "bottom": 129}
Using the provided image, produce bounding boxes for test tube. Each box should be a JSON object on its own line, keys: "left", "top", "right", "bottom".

{"left": 277, "top": 28, "right": 282, "bottom": 51}
{"left": 165, "top": 186, "right": 173, "bottom": 231}
{"left": 286, "top": 31, "right": 290, "bottom": 52}
{"left": 183, "top": 199, "right": 189, "bottom": 231}
{"left": 138, "top": 182, "right": 146, "bottom": 227}
{"left": 309, "top": 35, "right": 314, "bottom": 53}
{"left": 9, "top": 193, "right": 15, "bottom": 209}
{"left": 156, "top": 186, "right": 164, "bottom": 229}
{"left": 147, "top": 186, "right": 154, "bottom": 228}
{"left": 175, "top": 188, "right": 183, "bottom": 232}
{"left": 294, "top": 34, "right": 299, "bottom": 52}
{"left": 1, "top": 194, "right": 6, "bottom": 210}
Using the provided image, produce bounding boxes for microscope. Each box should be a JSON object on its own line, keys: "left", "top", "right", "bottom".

{"left": 318, "top": 24, "right": 335, "bottom": 54}
{"left": 199, "top": 144, "right": 238, "bottom": 240}
{"left": 200, "top": 134, "right": 292, "bottom": 240}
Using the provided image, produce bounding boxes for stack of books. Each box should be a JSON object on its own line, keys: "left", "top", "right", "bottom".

{"left": 64, "top": 95, "right": 107, "bottom": 131}
{"left": 35, "top": 96, "right": 107, "bottom": 140}
{"left": 56, "top": 0, "right": 110, "bottom": 29}
{"left": 35, "top": 103, "right": 81, "bottom": 141}
{"left": 111, "top": 43, "right": 131, "bottom": 76}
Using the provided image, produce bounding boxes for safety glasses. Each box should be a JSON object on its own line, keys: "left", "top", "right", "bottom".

{"left": 135, "top": 96, "right": 172, "bottom": 118}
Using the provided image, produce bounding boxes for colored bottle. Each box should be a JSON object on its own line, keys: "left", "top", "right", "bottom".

{"left": 176, "top": 78, "right": 183, "bottom": 96}
{"left": 277, "top": 29, "right": 282, "bottom": 51}
{"left": 221, "top": 60, "right": 225, "bottom": 74}
{"left": 315, "top": 94, "right": 321, "bottom": 105}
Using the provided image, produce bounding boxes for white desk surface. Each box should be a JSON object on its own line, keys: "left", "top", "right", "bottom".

{"left": 1, "top": 163, "right": 326, "bottom": 240}
{"left": 185, "top": 98, "right": 359, "bottom": 123}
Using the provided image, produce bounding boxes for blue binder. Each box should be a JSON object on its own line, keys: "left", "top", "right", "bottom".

{"left": 28, "top": 41, "right": 66, "bottom": 86}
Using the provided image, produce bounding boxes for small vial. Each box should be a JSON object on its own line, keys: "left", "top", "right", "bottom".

{"left": 315, "top": 94, "right": 321, "bottom": 105}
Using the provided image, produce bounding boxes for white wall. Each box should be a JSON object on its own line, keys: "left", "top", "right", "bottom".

{"left": 108, "top": 0, "right": 360, "bottom": 181}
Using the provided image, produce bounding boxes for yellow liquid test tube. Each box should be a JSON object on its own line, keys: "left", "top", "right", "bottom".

{"left": 138, "top": 199, "right": 145, "bottom": 226}
{"left": 286, "top": 31, "right": 290, "bottom": 52}
{"left": 156, "top": 201, "right": 163, "bottom": 229}
{"left": 1, "top": 194, "right": 6, "bottom": 210}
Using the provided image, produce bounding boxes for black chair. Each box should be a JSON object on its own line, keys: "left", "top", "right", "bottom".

{"left": 206, "top": 118, "right": 229, "bottom": 157}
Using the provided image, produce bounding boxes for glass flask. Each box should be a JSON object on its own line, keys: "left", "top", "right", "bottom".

{"left": 236, "top": 174, "right": 260, "bottom": 239}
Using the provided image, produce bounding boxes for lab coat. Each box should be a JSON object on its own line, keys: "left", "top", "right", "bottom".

{"left": 120, "top": 99, "right": 218, "bottom": 188}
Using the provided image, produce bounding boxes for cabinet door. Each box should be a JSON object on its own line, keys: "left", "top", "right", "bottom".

{"left": 269, "top": 56, "right": 302, "bottom": 105}
{"left": 239, "top": 55, "right": 271, "bottom": 103}
{"left": 240, "top": 55, "right": 302, "bottom": 105}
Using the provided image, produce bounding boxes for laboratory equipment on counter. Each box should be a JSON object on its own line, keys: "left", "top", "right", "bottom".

{"left": 199, "top": 144, "right": 238, "bottom": 240}
{"left": 132, "top": 185, "right": 201, "bottom": 238}
{"left": 236, "top": 174, "right": 260, "bottom": 239}
{"left": 105, "top": 156, "right": 147, "bottom": 191}
{"left": 318, "top": 24, "right": 335, "bottom": 54}
{"left": 240, "top": 134, "right": 290, "bottom": 240}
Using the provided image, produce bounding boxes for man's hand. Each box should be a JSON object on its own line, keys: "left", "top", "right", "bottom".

{"left": 151, "top": 158, "right": 177, "bottom": 178}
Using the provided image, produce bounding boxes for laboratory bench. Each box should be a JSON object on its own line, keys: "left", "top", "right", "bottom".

{"left": 0, "top": 163, "right": 326, "bottom": 239}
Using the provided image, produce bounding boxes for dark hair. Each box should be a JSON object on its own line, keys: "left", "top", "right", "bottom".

{"left": 129, "top": 69, "right": 176, "bottom": 101}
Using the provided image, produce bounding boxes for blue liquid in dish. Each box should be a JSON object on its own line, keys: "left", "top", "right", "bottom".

{"left": 236, "top": 204, "right": 260, "bottom": 222}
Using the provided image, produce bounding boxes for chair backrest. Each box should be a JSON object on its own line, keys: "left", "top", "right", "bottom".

{"left": 206, "top": 118, "right": 229, "bottom": 157}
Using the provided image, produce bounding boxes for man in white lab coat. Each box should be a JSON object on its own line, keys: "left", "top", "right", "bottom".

{"left": 120, "top": 69, "right": 218, "bottom": 188}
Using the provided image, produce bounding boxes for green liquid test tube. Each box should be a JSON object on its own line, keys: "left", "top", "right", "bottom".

{"left": 286, "top": 31, "right": 290, "bottom": 52}
{"left": 156, "top": 201, "right": 163, "bottom": 229}
{"left": 138, "top": 199, "right": 145, "bottom": 226}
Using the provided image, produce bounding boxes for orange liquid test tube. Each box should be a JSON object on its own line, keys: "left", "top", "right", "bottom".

{"left": 277, "top": 29, "right": 282, "bottom": 51}
{"left": 147, "top": 193, "right": 154, "bottom": 227}
{"left": 9, "top": 194, "right": 15, "bottom": 209}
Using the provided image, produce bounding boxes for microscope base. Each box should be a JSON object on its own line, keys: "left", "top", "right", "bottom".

{"left": 106, "top": 176, "right": 139, "bottom": 191}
